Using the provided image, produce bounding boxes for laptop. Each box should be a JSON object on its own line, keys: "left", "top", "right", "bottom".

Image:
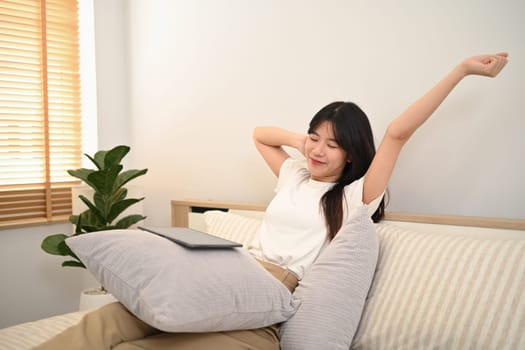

{"left": 138, "top": 226, "right": 243, "bottom": 249}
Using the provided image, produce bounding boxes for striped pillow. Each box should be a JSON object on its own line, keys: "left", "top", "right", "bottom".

{"left": 352, "top": 224, "right": 525, "bottom": 350}
{"left": 204, "top": 210, "right": 262, "bottom": 248}
{"left": 280, "top": 205, "right": 378, "bottom": 350}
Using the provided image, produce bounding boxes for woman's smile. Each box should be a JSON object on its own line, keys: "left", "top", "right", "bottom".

{"left": 309, "top": 158, "right": 325, "bottom": 166}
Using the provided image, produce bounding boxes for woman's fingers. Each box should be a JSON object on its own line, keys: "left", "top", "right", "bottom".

{"left": 464, "top": 53, "right": 508, "bottom": 77}
{"left": 485, "top": 54, "right": 509, "bottom": 77}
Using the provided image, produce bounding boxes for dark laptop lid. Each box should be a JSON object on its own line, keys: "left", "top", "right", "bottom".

{"left": 138, "top": 226, "right": 242, "bottom": 249}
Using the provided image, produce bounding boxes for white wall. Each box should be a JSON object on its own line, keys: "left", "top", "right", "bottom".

{"left": 94, "top": 0, "right": 132, "bottom": 154}
{"left": 127, "top": 0, "right": 524, "bottom": 228}
{"left": 0, "top": 223, "right": 88, "bottom": 328}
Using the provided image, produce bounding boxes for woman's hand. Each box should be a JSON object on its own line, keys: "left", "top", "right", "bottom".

{"left": 459, "top": 52, "right": 509, "bottom": 78}
{"left": 297, "top": 134, "right": 307, "bottom": 157}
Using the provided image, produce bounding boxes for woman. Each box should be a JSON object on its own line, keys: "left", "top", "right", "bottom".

{"left": 35, "top": 52, "right": 508, "bottom": 349}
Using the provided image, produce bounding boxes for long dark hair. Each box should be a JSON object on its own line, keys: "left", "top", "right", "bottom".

{"left": 308, "top": 101, "right": 385, "bottom": 240}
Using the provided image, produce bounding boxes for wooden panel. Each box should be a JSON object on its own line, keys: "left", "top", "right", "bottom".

{"left": 171, "top": 199, "right": 525, "bottom": 231}
{"left": 384, "top": 212, "right": 525, "bottom": 231}
{"left": 171, "top": 201, "right": 189, "bottom": 227}
{"left": 171, "top": 199, "right": 267, "bottom": 213}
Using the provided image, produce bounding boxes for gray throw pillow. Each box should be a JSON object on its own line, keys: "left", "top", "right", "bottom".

{"left": 280, "top": 205, "right": 379, "bottom": 350}
{"left": 66, "top": 230, "right": 299, "bottom": 332}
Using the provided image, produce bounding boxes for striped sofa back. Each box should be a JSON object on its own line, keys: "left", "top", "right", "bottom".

{"left": 352, "top": 223, "right": 525, "bottom": 350}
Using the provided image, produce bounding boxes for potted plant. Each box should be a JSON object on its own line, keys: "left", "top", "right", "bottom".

{"left": 41, "top": 145, "right": 148, "bottom": 308}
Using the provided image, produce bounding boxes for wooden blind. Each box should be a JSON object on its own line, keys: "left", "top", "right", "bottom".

{"left": 0, "top": 0, "right": 82, "bottom": 227}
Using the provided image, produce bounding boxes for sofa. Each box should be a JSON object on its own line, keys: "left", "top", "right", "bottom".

{"left": 202, "top": 206, "right": 525, "bottom": 350}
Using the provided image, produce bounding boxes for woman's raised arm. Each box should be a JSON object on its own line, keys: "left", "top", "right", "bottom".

{"left": 253, "top": 126, "right": 307, "bottom": 177}
{"left": 363, "top": 53, "right": 509, "bottom": 204}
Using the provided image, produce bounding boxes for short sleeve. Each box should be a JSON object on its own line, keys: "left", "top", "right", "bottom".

{"left": 275, "top": 158, "right": 309, "bottom": 192}
{"left": 344, "top": 177, "right": 384, "bottom": 218}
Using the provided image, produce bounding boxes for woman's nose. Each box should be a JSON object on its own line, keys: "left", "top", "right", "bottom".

{"left": 312, "top": 143, "right": 325, "bottom": 156}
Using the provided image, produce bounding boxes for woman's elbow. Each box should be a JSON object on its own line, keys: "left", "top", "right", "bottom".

{"left": 385, "top": 123, "right": 411, "bottom": 144}
{"left": 253, "top": 126, "right": 263, "bottom": 142}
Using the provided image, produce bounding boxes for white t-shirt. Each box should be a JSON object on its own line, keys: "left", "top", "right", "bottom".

{"left": 248, "top": 158, "right": 383, "bottom": 280}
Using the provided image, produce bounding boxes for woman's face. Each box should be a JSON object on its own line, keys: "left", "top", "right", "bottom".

{"left": 305, "top": 121, "right": 349, "bottom": 183}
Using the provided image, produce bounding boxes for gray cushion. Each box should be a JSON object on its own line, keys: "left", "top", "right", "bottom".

{"left": 66, "top": 229, "right": 299, "bottom": 332}
{"left": 280, "top": 205, "right": 378, "bottom": 350}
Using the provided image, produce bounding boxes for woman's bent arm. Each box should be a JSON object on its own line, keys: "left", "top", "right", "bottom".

{"left": 253, "top": 126, "right": 307, "bottom": 177}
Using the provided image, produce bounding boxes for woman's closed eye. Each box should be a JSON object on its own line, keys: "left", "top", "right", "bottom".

{"left": 309, "top": 134, "right": 319, "bottom": 142}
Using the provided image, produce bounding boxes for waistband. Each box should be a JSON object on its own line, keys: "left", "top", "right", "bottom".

{"left": 256, "top": 259, "right": 298, "bottom": 293}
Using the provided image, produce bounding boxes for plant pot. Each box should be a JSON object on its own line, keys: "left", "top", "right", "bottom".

{"left": 79, "top": 287, "right": 117, "bottom": 311}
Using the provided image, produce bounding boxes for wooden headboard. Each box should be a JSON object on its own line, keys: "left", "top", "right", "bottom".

{"left": 171, "top": 200, "right": 267, "bottom": 228}
{"left": 171, "top": 199, "right": 525, "bottom": 231}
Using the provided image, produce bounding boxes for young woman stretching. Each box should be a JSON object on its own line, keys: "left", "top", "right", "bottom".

{"left": 35, "top": 52, "right": 508, "bottom": 350}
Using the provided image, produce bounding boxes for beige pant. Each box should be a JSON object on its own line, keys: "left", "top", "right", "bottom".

{"left": 34, "top": 260, "right": 298, "bottom": 350}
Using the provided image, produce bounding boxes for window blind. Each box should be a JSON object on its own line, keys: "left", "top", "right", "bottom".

{"left": 0, "top": 0, "right": 82, "bottom": 227}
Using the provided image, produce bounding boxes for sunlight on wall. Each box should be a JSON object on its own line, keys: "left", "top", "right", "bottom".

{"left": 79, "top": 0, "right": 98, "bottom": 160}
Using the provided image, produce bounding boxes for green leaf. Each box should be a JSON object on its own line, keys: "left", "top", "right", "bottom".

{"left": 69, "top": 214, "right": 79, "bottom": 225}
{"left": 62, "top": 260, "right": 86, "bottom": 268}
{"left": 107, "top": 197, "right": 144, "bottom": 223}
{"left": 104, "top": 145, "right": 130, "bottom": 168}
{"left": 85, "top": 154, "right": 102, "bottom": 170}
{"left": 93, "top": 192, "right": 105, "bottom": 212}
{"left": 41, "top": 234, "right": 69, "bottom": 256}
{"left": 115, "top": 214, "right": 146, "bottom": 229}
{"left": 67, "top": 169, "right": 95, "bottom": 188}
{"left": 70, "top": 214, "right": 84, "bottom": 234}
{"left": 87, "top": 165, "right": 122, "bottom": 195}
{"left": 93, "top": 150, "right": 108, "bottom": 170}
{"left": 75, "top": 210, "right": 103, "bottom": 232}
{"left": 82, "top": 225, "right": 106, "bottom": 232}
{"left": 79, "top": 195, "right": 105, "bottom": 224}
{"left": 58, "top": 240, "right": 81, "bottom": 260}
{"left": 112, "top": 187, "right": 128, "bottom": 202}
{"left": 104, "top": 188, "right": 127, "bottom": 214}
{"left": 114, "top": 169, "right": 148, "bottom": 190}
